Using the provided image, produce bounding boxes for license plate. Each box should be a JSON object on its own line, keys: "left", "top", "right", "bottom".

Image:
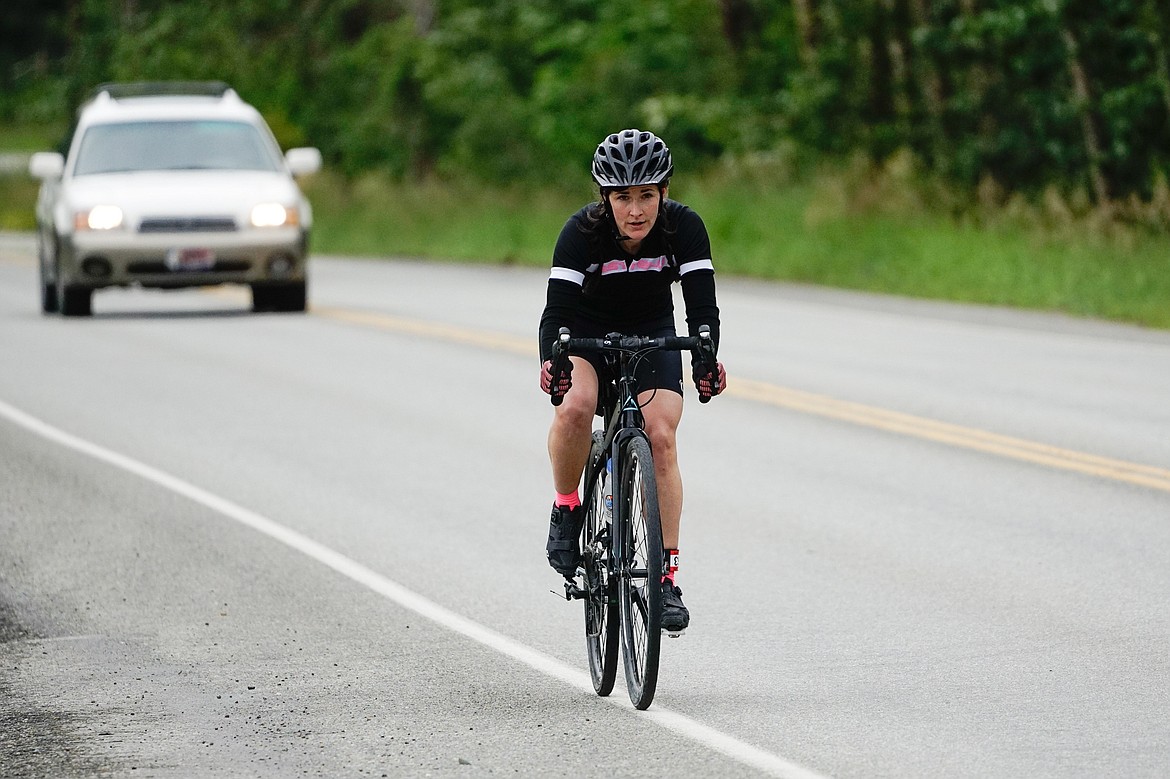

{"left": 165, "top": 247, "right": 215, "bottom": 271}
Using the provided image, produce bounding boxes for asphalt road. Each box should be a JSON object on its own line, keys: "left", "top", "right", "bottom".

{"left": 2, "top": 232, "right": 1168, "bottom": 778}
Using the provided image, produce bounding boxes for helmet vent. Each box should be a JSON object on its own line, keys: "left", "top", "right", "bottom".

{"left": 592, "top": 128, "right": 673, "bottom": 189}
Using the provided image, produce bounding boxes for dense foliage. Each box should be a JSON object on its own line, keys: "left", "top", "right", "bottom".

{"left": 3, "top": 0, "right": 1168, "bottom": 208}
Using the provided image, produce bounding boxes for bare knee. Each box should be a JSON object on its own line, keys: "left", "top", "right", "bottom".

{"left": 552, "top": 391, "right": 595, "bottom": 435}
{"left": 643, "top": 416, "right": 678, "bottom": 462}
{"left": 648, "top": 425, "right": 677, "bottom": 461}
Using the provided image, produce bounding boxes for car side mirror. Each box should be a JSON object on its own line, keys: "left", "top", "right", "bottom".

{"left": 29, "top": 152, "right": 65, "bottom": 180}
{"left": 285, "top": 147, "right": 322, "bottom": 177}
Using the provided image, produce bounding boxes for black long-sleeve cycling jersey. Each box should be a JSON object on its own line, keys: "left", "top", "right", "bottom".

{"left": 538, "top": 199, "right": 721, "bottom": 364}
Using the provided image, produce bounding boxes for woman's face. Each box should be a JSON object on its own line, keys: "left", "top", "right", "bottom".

{"left": 607, "top": 185, "right": 665, "bottom": 249}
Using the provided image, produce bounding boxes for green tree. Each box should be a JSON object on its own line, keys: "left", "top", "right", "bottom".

{"left": 5, "top": 0, "right": 1168, "bottom": 210}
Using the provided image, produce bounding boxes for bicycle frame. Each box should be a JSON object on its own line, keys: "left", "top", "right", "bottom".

{"left": 556, "top": 327, "right": 717, "bottom": 600}
{"left": 560, "top": 344, "right": 651, "bottom": 603}
{"left": 594, "top": 347, "right": 653, "bottom": 585}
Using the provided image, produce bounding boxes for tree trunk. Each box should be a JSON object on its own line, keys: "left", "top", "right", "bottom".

{"left": 410, "top": 0, "right": 436, "bottom": 35}
{"left": 867, "top": 0, "right": 896, "bottom": 147}
{"left": 792, "top": 0, "right": 819, "bottom": 68}
{"left": 1141, "top": 0, "right": 1170, "bottom": 119}
{"left": 904, "top": 0, "right": 945, "bottom": 158}
{"left": 1060, "top": 26, "right": 1110, "bottom": 207}
{"left": 718, "top": 0, "right": 755, "bottom": 52}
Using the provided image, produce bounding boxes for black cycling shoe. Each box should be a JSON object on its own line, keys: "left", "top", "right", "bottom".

{"left": 546, "top": 503, "right": 584, "bottom": 577}
{"left": 661, "top": 580, "right": 690, "bottom": 635}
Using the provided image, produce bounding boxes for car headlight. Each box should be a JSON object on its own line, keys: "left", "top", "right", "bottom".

{"left": 250, "top": 203, "right": 299, "bottom": 228}
{"left": 74, "top": 205, "right": 124, "bottom": 231}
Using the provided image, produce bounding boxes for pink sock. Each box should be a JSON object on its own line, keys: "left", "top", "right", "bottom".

{"left": 555, "top": 491, "right": 581, "bottom": 509}
{"left": 663, "top": 548, "right": 679, "bottom": 583}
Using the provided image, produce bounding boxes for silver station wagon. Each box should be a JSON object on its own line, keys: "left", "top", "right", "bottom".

{"left": 29, "top": 82, "right": 321, "bottom": 316}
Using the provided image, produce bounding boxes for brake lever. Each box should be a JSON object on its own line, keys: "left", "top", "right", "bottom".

{"left": 550, "top": 327, "right": 571, "bottom": 406}
{"left": 697, "top": 324, "right": 718, "bottom": 404}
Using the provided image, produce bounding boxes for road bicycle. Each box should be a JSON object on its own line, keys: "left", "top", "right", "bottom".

{"left": 550, "top": 324, "right": 718, "bottom": 710}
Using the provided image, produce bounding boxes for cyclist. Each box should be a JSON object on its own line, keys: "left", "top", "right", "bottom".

{"left": 538, "top": 128, "right": 726, "bottom": 634}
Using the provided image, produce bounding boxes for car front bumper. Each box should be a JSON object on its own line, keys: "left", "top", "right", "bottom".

{"left": 57, "top": 227, "right": 309, "bottom": 289}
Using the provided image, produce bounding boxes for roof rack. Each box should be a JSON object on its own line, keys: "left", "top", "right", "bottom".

{"left": 87, "top": 81, "right": 235, "bottom": 102}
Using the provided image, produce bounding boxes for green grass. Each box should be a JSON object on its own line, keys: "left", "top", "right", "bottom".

{"left": 305, "top": 172, "right": 587, "bottom": 265}
{"left": 0, "top": 122, "right": 61, "bottom": 230}
{"left": 0, "top": 122, "right": 65, "bottom": 152}
{"left": 304, "top": 170, "right": 1170, "bottom": 329}
{"left": 0, "top": 174, "right": 39, "bottom": 231}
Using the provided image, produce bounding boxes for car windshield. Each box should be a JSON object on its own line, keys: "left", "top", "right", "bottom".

{"left": 73, "top": 120, "right": 282, "bottom": 175}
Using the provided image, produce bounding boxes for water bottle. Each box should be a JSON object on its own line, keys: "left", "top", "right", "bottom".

{"left": 601, "top": 457, "right": 613, "bottom": 522}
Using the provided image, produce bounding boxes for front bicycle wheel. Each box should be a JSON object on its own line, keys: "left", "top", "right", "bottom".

{"left": 617, "top": 435, "right": 663, "bottom": 710}
{"left": 583, "top": 431, "right": 618, "bottom": 696}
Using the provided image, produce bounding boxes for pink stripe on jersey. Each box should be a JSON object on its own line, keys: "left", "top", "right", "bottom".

{"left": 630, "top": 255, "right": 668, "bottom": 272}
{"left": 600, "top": 255, "right": 670, "bottom": 275}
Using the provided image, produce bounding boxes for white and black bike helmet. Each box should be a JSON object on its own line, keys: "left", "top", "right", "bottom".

{"left": 591, "top": 129, "right": 673, "bottom": 189}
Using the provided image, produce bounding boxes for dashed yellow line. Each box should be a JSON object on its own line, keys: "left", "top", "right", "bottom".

{"left": 311, "top": 305, "right": 1170, "bottom": 495}
{"left": 314, "top": 306, "right": 533, "bottom": 356}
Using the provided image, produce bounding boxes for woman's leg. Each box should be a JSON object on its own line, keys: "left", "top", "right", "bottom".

{"left": 638, "top": 388, "right": 684, "bottom": 548}
{"left": 548, "top": 357, "right": 599, "bottom": 494}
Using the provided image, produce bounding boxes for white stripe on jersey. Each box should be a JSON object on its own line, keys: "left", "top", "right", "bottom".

{"left": 679, "top": 258, "right": 714, "bottom": 275}
{"left": 550, "top": 267, "right": 585, "bottom": 285}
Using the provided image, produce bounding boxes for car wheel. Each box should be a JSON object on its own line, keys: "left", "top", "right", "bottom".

{"left": 274, "top": 281, "right": 307, "bottom": 313}
{"left": 39, "top": 241, "right": 59, "bottom": 314}
{"left": 59, "top": 284, "right": 93, "bottom": 317}
{"left": 252, "top": 282, "right": 306, "bottom": 313}
{"left": 251, "top": 283, "right": 274, "bottom": 312}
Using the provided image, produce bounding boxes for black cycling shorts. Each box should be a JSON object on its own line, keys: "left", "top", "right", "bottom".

{"left": 571, "top": 317, "right": 684, "bottom": 399}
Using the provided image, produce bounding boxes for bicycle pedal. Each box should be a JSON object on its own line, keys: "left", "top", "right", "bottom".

{"left": 561, "top": 580, "right": 586, "bottom": 601}
{"left": 662, "top": 627, "right": 686, "bottom": 638}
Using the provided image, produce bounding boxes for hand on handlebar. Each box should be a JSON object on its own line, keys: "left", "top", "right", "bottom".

{"left": 541, "top": 358, "right": 573, "bottom": 399}
{"left": 693, "top": 361, "right": 726, "bottom": 401}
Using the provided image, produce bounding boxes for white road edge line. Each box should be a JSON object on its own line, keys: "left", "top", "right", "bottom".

{"left": 0, "top": 398, "right": 830, "bottom": 779}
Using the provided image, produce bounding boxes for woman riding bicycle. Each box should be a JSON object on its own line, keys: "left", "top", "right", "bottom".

{"left": 538, "top": 128, "right": 726, "bottom": 634}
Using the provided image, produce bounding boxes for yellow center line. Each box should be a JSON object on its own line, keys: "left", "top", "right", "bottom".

{"left": 732, "top": 379, "right": 1170, "bottom": 492}
{"left": 318, "top": 303, "right": 1170, "bottom": 495}
{"left": 314, "top": 306, "right": 533, "bottom": 356}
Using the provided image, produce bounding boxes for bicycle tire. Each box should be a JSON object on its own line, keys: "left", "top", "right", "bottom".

{"left": 583, "top": 432, "right": 619, "bottom": 696}
{"left": 617, "top": 435, "right": 663, "bottom": 710}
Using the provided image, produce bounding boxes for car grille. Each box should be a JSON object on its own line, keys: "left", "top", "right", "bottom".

{"left": 138, "top": 217, "right": 238, "bottom": 233}
{"left": 126, "top": 260, "right": 252, "bottom": 274}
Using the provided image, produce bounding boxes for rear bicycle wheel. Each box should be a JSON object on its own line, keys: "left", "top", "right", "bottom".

{"left": 583, "top": 431, "right": 618, "bottom": 696}
{"left": 617, "top": 435, "right": 663, "bottom": 710}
